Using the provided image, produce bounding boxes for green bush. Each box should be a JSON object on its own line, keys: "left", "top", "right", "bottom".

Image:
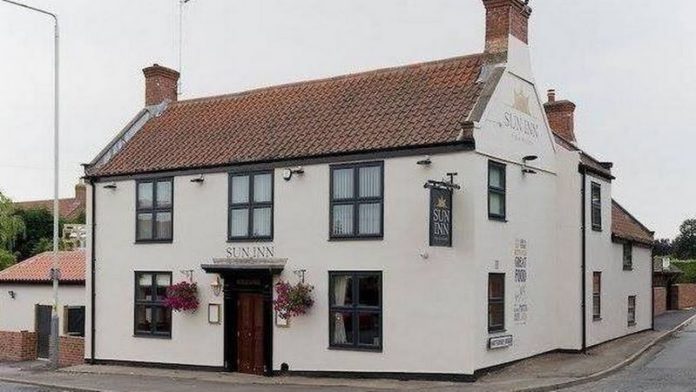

{"left": 673, "top": 261, "right": 696, "bottom": 283}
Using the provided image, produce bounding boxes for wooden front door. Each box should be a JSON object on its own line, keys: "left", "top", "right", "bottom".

{"left": 36, "top": 305, "right": 52, "bottom": 359}
{"left": 236, "top": 293, "right": 265, "bottom": 375}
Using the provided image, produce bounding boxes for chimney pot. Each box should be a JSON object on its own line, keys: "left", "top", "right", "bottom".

{"left": 482, "top": 0, "right": 532, "bottom": 55}
{"left": 547, "top": 89, "right": 556, "bottom": 103}
{"left": 143, "top": 64, "right": 180, "bottom": 106}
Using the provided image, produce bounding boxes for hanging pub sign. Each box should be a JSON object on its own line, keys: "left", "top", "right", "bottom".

{"left": 429, "top": 187, "right": 453, "bottom": 247}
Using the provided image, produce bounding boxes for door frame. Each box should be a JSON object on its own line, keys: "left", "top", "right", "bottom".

{"left": 223, "top": 271, "right": 273, "bottom": 376}
{"left": 35, "top": 304, "right": 52, "bottom": 359}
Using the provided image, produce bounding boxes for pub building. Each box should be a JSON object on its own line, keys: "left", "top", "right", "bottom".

{"left": 83, "top": 0, "right": 654, "bottom": 380}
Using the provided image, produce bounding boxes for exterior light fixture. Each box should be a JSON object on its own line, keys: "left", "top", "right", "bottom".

{"left": 103, "top": 182, "right": 117, "bottom": 190}
{"left": 8, "top": 290, "right": 16, "bottom": 300}
{"left": 416, "top": 156, "right": 432, "bottom": 166}
{"left": 210, "top": 275, "right": 222, "bottom": 297}
{"left": 190, "top": 174, "right": 204, "bottom": 184}
{"left": 522, "top": 155, "right": 538, "bottom": 175}
{"left": 283, "top": 167, "right": 304, "bottom": 181}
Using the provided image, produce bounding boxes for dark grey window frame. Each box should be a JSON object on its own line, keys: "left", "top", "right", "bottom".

{"left": 135, "top": 178, "right": 174, "bottom": 243}
{"left": 488, "top": 273, "right": 505, "bottom": 333}
{"left": 227, "top": 171, "right": 274, "bottom": 242}
{"left": 329, "top": 161, "right": 384, "bottom": 240}
{"left": 623, "top": 242, "right": 633, "bottom": 271}
{"left": 593, "top": 272, "right": 602, "bottom": 321}
{"left": 328, "top": 271, "right": 383, "bottom": 352}
{"left": 134, "top": 271, "right": 172, "bottom": 338}
{"left": 591, "top": 182, "right": 602, "bottom": 231}
{"left": 65, "top": 306, "right": 85, "bottom": 337}
{"left": 628, "top": 295, "right": 636, "bottom": 326}
{"left": 488, "top": 161, "right": 506, "bottom": 221}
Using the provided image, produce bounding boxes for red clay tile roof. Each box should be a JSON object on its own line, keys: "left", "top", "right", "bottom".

{"left": 0, "top": 250, "right": 86, "bottom": 284}
{"left": 612, "top": 200, "right": 654, "bottom": 246}
{"left": 88, "top": 54, "right": 487, "bottom": 177}
{"left": 14, "top": 198, "right": 84, "bottom": 221}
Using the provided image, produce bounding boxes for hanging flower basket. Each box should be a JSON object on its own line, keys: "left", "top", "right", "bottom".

{"left": 164, "top": 281, "right": 200, "bottom": 313}
{"left": 273, "top": 281, "right": 314, "bottom": 320}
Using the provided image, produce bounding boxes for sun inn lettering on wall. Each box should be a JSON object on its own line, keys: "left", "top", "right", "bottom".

{"left": 513, "top": 239, "right": 529, "bottom": 325}
{"left": 500, "top": 86, "right": 540, "bottom": 145}
{"left": 225, "top": 246, "right": 275, "bottom": 259}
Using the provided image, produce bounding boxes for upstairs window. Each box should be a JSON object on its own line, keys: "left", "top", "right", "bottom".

{"left": 134, "top": 272, "right": 172, "bottom": 337}
{"left": 330, "top": 162, "right": 384, "bottom": 239}
{"left": 488, "top": 161, "right": 506, "bottom": 221}
{"left": 593, "top": 272, "right": 602, "bottom": 321}
{"left": 623, "top": 243, "right": 633, "bottom": 271}
{"left": 136, "top": 179, "right": 173, "bottom": 242}
{"left": 591, "top": 182, "right": 602, "bottom": 231}
{"left": 488, "top": 273, "right": 505, "bottom": 332}
{"left": 628, "top": 296, "right": 636, "bottom": 326}
{"left": 228, "top": 172, "right": 273, "bottom": 241}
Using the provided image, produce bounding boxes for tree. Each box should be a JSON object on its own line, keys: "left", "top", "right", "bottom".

{"left": 0, "top": 192, "right": 24, "bottom": 269}
{"left": 11, "top": 207, "right": 64, "bottom": 261}
{"left": 654, "top": 238, "right": 673, "bottom": 257}
{"left": 672, "top": 219, "right": 696, "bottom": 260}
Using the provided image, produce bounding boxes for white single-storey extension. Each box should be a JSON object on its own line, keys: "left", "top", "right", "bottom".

{"left": 0, "top": 250, "right": 86, "bottom": 365}
{"left": 83, "top": 0, "right": 654, "bottom": 380}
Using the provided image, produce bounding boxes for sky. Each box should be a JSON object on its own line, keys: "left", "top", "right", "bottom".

{"left": 0, "top": 0, "right": 694, "bottom": 239}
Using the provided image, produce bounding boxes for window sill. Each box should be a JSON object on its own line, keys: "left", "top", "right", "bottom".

{"left": 591, "top": 227, "right": 603, "bottom": 232}
{"left": 628, "top": 322, "right": 636, "bottom": 327}
{"left": 593, "top": 317, "right": 602, "bottom": 322}
{"left": 133, "top": 333, "right": 172, "bottom": 339}
{"left": 488, "top": 328, "right": 507, "bottom": 335}
{"left": 623, "top": 267, "right": 634, "bottom": 272}
{"left": 328, "top": 345, "right": 382, "bottom": 353}
{"left": 135, "top": 239, "right": 173, "bottom": 244}
{"left": 227, "top": 237, "right": 274, "bottom": 243}
{"left": 329, "top": 236, "right": 384, "bottom": 242}
{"left": 488, "top": 216, "right": 507, "bottom": 223}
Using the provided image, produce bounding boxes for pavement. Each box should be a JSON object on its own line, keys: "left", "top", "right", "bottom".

{"left": 0, "top": 309, "right": 693, "bottom": 392}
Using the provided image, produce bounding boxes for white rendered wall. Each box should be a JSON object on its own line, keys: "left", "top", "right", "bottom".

{"left": 0, "top": 284, "right": 84, "bottom": 334}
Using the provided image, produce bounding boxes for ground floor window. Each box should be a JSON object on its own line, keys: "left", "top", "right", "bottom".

{"left": 134, "top": 272, "right": 172, "bottom": 337}
{"left": 628, "top": 295, "right": 636, "bottom": 326}
{"left": 329, "top": 271, "right": 382, "bottom": 350}
{"left": 488, "top": 273, "right": 505, "bottom": 332}
{"left": 593, "top": 272, "right": 601, "bottom": 321}
{"left": 64, "top": 306, "right": 85, "bottom": 337}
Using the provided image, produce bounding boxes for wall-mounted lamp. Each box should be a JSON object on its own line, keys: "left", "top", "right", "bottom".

{"left": 522, "top": 155, "right": 538, "bottom": 175}
{"left": 103, "top": 182, "right": 117, "bottom": 190}
{"left": 293, "top": 269, "right": 307, "bottom": 283}
{"left": 190, "top": 174, "right": 205, "bottom": 184}
{"left": 210, "top": 275, "right": 222, "bottom": 297}
{"left": 283, "top": 167, "right": 304, "bottom": 181}
{"left": 416, "top": 156, "right": 432, "bottom": 166}
{"left": 8, "top": 290, "right": 16, "bottom": 300}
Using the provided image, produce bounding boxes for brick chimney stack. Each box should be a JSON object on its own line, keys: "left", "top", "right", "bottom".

{"left": 143, "top": 64, "right": 180, "bottom": 106}
{"left": 544, "top": 89, "right": 577, "bottom": 142}
{"left": 482, "top": 0, "right": 532, "bottom": 55}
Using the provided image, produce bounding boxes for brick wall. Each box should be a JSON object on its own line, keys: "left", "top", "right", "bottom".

{"left": 58, "top": 336, "right": 84, "bottom": 367}
{"left": 672, "top": 283, "right": 696, "bottom": 310}
{"left": 0, "top": 331, "right": 37, "bottom": 361}
{"left": 654, "top": 287, "right": 667, "bottom": 316}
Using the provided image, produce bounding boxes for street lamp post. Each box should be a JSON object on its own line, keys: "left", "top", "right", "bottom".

{"left": 1, "top": 0, "right": 60, "bottom": 368}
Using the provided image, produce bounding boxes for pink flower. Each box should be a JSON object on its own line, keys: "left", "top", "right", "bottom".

{"left": 273, "top": 281, "right": 314, "bottom": 320}
{"left": 164, "top": 281, "right": 199, "bottom": 312}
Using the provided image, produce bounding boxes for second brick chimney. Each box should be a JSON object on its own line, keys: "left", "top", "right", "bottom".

{"left": 544, "top": 89, "right": 577, "bottom": 142}
{"left": 143, "top": 64, "right": 180, "bottom": 106}
{"left": 482, "top": 0, "right": 532, "bottom": 55}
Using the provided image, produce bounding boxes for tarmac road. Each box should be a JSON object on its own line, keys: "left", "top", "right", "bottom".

{"left": 559, "top": 320, "right": 696, "bottom": 391}
{"left": 0, "top": 383, "right": 59, "bottom": 392}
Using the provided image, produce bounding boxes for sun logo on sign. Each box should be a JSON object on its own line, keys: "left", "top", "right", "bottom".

{"left": 513, "top": 88, "right": 532, "bottom": 116}
{"left": 436, "top": 196, "right": 448, "bottom": 209}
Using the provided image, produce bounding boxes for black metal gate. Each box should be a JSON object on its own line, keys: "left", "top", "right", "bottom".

{"left": 35, "top": 305, "right": 52, "bottom": 359}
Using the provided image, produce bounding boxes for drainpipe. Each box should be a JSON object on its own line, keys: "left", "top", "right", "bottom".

{"left": 89, "top": 179, "right": 97, "bottom": 362}
{"left": 580, "top": 168, "right": 587, "bottom": 352}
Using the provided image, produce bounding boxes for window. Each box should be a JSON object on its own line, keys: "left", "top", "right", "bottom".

{"left": 591, "top": 182, "right": 602, "bottom": 231}
{"left": 330, "top": 162, "right": 383, "bottom": 239}
{"left": 136, "top": 179, "right": 173, "bottom": 242}
{"left": 623, "top": 243, "right": 633, "bottom": 271}
{"left": 488, "top": 161, "right": 506, "bottom": 221}
{"left": 228, "top": 171, "right": 273, "bottom": 241}
{"left": 329, "top": 271, "right": 382, "bottom": 350}
{"left": 64, "top": 306, "right": 85, "bottom": 337}
{"left": 134, "top": 272, "right": 172, "bottom": 337}
{"left": 628, "top": 296, "right": 636, "bottom": 326}
{"left": 488, "top": 273, "right": 505, "bottom": 332}
{"left": 592, "top": 272, "right": 601, "bottom": 321}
